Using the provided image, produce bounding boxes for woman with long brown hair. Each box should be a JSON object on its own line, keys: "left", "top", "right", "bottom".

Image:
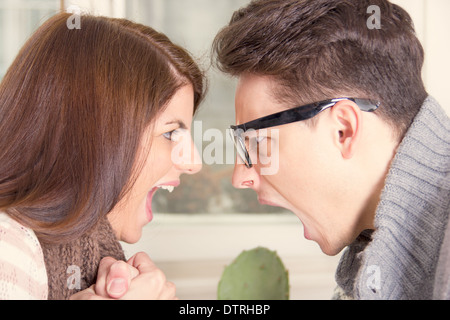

{"left": 0, "top": 12, "right": 205, "bottom": 299}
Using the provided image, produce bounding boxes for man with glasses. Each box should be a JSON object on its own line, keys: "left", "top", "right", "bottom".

{"left": 214, "top": 0, "right": 450, "bottom": 299}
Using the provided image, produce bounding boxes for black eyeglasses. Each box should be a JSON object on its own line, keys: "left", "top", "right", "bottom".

{"left": 229, "top": 98, "right": 380, "bottom": 168}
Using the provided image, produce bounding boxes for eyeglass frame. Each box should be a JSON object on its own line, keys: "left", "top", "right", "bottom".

{"left": 229, "top": 97, "right": 381, "bottom": 168}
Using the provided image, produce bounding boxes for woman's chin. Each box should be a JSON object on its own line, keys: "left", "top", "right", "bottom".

{"left": 118, "top": 228, "right": 143, "bottom": 244}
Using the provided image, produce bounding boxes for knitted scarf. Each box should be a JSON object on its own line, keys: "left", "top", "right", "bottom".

{"left": 39, "top": 217, "right": 126, "bottom": 300}
{"left": 334, "top": 96, "right": 450, "bottom": 299}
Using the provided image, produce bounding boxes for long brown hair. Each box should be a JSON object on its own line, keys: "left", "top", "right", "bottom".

{"left": 0, "top": 13, "right": 205, "bottom": 244}
{"left": 213, "top": 0, "right": 428, "bottom": 139}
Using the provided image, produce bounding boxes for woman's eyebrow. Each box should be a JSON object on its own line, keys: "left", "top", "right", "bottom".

{"left": 165, "top": 120, "right": 187, "bottom": 129}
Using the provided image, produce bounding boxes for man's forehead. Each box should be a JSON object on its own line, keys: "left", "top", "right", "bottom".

{"left": 235, "top": 75, "right": 289, "bottom": 125}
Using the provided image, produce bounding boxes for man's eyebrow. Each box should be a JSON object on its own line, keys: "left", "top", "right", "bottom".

{"left": 165, "top": 120, "right": 187, "bottom": 129}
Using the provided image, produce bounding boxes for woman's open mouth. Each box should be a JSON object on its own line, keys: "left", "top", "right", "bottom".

{"left": 145, "top": 181, "right": 180, "bottom": 222}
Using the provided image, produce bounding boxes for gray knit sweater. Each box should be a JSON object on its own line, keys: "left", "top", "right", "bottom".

{"left": 334, "top": 96, "right": 450, "bottom": 300}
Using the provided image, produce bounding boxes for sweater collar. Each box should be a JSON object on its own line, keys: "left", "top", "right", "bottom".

{"left": 335, "top": 96, "right": 450, "bottom": 299}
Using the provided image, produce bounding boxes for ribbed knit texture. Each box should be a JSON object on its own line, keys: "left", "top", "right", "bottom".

{"left": 40, "top": 217, "right": 126, "bottom": 300}
{"left": 434, "top": 208, "right": 450, "bottom": 299}
{"left": 334, "top": 96, "right": 450, "bottom": 299}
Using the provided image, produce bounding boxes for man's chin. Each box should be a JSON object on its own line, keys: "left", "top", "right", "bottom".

{"left": 257, "top": 198, "right": 283, "bottom": 208}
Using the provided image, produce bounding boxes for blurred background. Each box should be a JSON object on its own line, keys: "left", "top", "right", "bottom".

{"left": 0, "top": 0, "right": 449, "bottom": 299}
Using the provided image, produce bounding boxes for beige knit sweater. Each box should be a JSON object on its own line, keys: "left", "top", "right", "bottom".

{"left": 0, "top": 213, "right": 125, "bottom": 300}
{"left": 0, "top": 212, "right": 48, "bottom": 299}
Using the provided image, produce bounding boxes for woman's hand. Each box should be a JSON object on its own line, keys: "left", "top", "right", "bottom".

{"left": 70, "top": 252, "right": 177, "bottom": 300}
{"left": 118, "top": 252, "right": 177, "bottom": 300}
{"left": 93, "top": 255, "right": 139, "bottom": 299}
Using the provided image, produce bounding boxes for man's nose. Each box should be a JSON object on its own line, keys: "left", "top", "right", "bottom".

{"left": 232, "top": 161, "right": 259, "bottom": 190}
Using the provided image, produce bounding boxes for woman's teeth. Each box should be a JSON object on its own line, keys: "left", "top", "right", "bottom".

{"left": 158, "top": 185, "right": 175, "bottom": 193}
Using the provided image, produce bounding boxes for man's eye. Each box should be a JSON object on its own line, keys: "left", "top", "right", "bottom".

{"left": 252, "top": 136, "right": 267, "bottom": 146}
{"left": 247, "top": 136, "right": 267, "bottom": 151}
{"left": 256, "top": 136, "right": 267, "bottom": 144}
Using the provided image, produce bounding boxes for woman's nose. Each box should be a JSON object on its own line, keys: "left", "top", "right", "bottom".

{"left": 173, "top": 135, "right": 202, "bottom": 175}
{"left": 185, "top": 142, "right": 202, "bottom": 174}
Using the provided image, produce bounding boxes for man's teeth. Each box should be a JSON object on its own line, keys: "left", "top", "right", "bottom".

{"left": 158, "top": 185, "right": 175, "bottom": 193}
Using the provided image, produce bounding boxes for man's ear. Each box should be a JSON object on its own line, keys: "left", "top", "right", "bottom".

{"left": 329, "top": 100, "right": 363, "bottom": 159}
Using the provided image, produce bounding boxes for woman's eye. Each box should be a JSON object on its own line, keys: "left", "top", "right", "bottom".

{"left": 163, "top": 128, "right": 186, "bottom": 142}
{"left": 163, "top": 130, "right": 176, "bottom": 141}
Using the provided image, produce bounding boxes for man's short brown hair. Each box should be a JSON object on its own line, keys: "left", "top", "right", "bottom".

{"left": 213, "top": 0, "right": 428, "bottom": 139}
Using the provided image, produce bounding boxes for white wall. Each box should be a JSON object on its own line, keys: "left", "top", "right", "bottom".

{"left": 392, "top": 0, "right": 450, "bottom": 115}
{"left": 63, "top": 0, "right": 126, "bottom": 17}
